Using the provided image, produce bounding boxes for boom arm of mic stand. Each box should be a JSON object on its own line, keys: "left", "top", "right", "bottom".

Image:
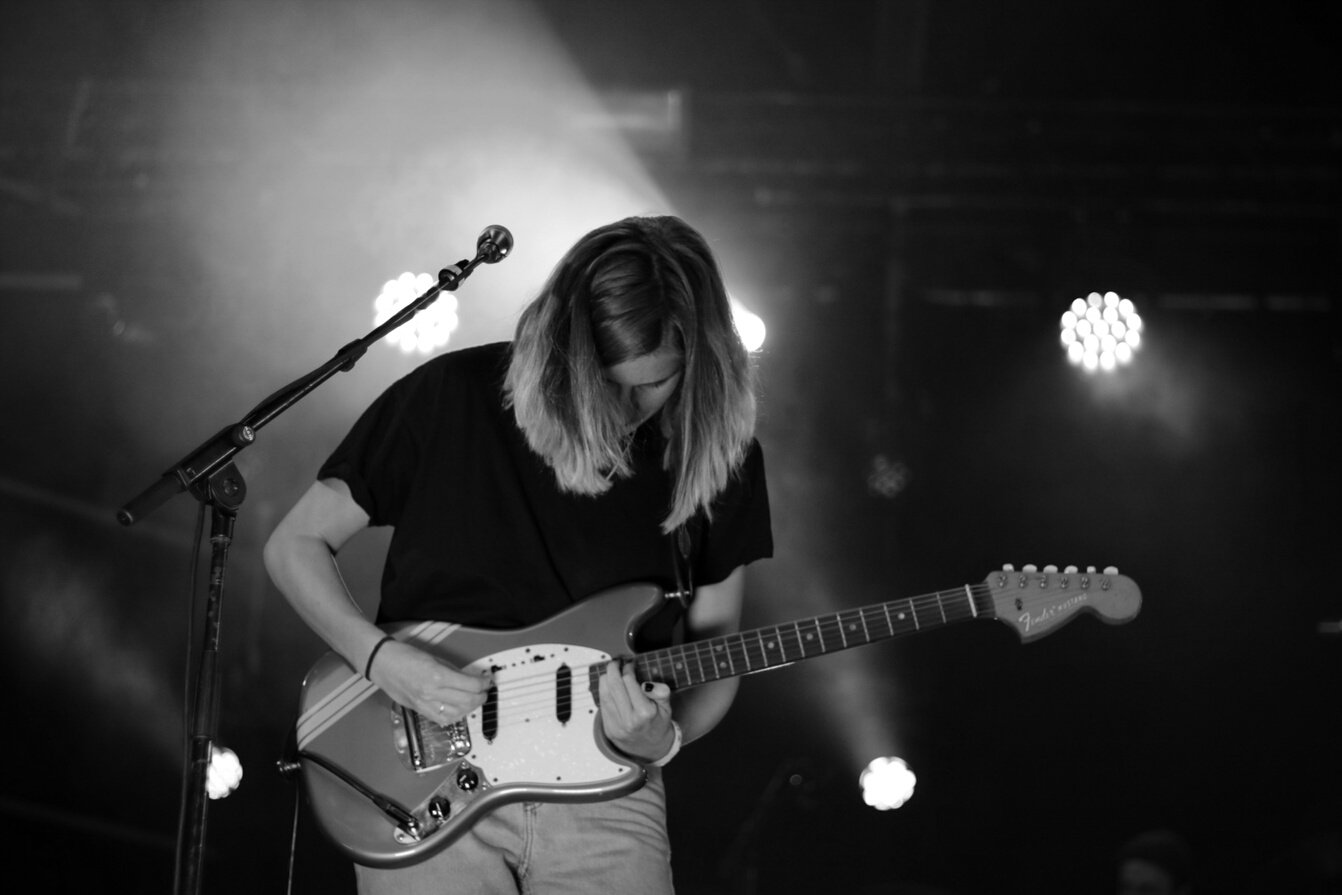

{"left": 116, "top": 231, "right": 505, "bottom": 895}
{"left": 116, "top": 255, "right": 482, "bottom": 526}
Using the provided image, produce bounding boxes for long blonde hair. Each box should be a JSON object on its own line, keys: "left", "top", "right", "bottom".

{"left": 505, "top": 216, "right": 756, "bottom": 532}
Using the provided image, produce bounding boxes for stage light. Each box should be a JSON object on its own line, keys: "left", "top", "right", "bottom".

{"left": 866, "top": 453, "right": 911, "bottom": 499}
{"left": 1060, "top": 291, "right": 1142, "bottom": 374}
{"left": 206, "top": 745, "right": 243, "bottom": 800}
{"left": 730, "top": 297, "right": 766, "bottom": 352}
{"left": 860, "top": 755, "right": 916, "bottom": 810}
{"left": 373, "top": 272, "right": 460, "bottom": 355}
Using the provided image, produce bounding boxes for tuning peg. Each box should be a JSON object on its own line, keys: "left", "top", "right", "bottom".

{"left": 1002, "top": 564, "right": 1015, "bottom": 571}
{"left": 1103, "top": 566, "right": 1119, "bottom": 575}
{"left": 1064, "top": 565, "right": 1078, "bottom": 574}
{"left": 1023, "top": 564, "right": 1038, "bottom": 572}
{"left": 1086, "top": 566, "right": 1097, "bottom": 573}
{"left": 1043, "top": 564, "right": 1058, "bottom": 573}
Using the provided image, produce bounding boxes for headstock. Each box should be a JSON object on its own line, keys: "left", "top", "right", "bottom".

{"left": 986, "top": 564, "right": 1141, "bottom": 643}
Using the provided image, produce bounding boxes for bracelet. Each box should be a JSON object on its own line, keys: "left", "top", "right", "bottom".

{"left": 363, "top": 635, "right": 396, "bottom": 680}
{"left": 650, "top": 721, "right": 683, "bottom": 767}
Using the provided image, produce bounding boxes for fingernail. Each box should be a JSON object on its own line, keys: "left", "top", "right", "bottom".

{"left": 642, "top": 681, "right": 655, "bottom": 693}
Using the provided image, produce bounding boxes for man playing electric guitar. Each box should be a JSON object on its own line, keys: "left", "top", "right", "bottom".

{"left": 264, "top": 215, "right": 773, "bottom": 894}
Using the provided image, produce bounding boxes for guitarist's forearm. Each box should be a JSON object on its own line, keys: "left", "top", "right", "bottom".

{"left": 673, "top": 677, "right": 740, "bottom": 746}
{"left": 264, "top": 479, "right": 384, "bottom": 674}
{"left": 265, "top": 530, "right": 385, "bottom": 669}
{"left": 675, "top": 565, "right": 748, "bottom": 746}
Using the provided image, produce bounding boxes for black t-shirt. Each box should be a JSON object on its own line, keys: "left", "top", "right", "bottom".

{"left": 318, "top": 342, "right": 772, "bottom": 628}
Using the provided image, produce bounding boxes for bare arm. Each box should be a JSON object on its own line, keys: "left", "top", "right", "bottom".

{"left": 263, "top": 479, "right": 489, "bottom": 724}
{"left": 599, "top": 565, "right": 748, "bottom": 760}
{"left": 672, "top": 565, "right": 746, "bottom": 744}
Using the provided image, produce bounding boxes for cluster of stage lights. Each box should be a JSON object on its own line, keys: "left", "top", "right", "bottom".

{"left": 860, "top": 756, "right": 916, "bottom": 810}
{"left": 373, "top": 274, "right": 766, "bottom": 355}
{"left": 206, "top": 745, "right": 243, "bottom": 800}
{"left": 374, "top": 272, "right": 460, "bottom": 355}
{"left": 1060, "top": 291, "right": 1142, "bottom": 373}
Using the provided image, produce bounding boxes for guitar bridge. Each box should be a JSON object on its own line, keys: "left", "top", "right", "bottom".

{"left": 393, "top": 705, "right": 472, "bottom": 772}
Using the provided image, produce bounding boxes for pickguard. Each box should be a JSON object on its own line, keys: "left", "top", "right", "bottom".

{"left": 460, "top": 643, "right": 631, "bottom": 785}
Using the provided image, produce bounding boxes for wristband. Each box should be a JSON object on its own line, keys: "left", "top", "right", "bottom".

{"left": 363, "top": 634, "right": 396, "bottom": 680}
{"left": 650, "top": 721, "right": 683, "bottom": 767}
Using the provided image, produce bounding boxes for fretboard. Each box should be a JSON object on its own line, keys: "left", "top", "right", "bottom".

{"left": 635, "top": 583, "right": 994, "bottom": 690}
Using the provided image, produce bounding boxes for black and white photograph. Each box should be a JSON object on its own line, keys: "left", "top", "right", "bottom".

{"left": 1, "top": 2, "right": 1338, "bottom": 893}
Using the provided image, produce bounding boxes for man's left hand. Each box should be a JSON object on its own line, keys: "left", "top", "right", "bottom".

{"left": 598, "top": 659, "right": 676, "bottom": 763}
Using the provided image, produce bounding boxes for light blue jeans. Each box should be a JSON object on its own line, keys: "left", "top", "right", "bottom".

{"left": 354, "top": 770, "right": 673, "bottom": 895}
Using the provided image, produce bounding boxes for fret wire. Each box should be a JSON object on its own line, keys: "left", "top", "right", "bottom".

{"left": 678, "top": 647, "right": 695, "bottom": 687}
{"left": 691, "top": 639, "right": 709, "bottom": 683}
{"left": 756, "top": 628, "right": 773, "bottom": 668}
{"left": 846, "top": 610, "right": 863, "bottom": 644}
{"left": 900, "top": 599, "right": 917, "bottom": 630}
{"left": 807, "top": 618, "right": 822, "bottom": 656}
{"left": 729, "top": 633, "right": 752, "bottom": 672}
{"left": 681, "top": 642, "right": 703, "bottom": 684}
{"left": 741, "top": 632, "right": 758, "bottom": 669}
{"left": 663, "top": 647, "right": 687, "bottom": 688}
{"left": 716, "top": 636, "right": 736, "bottom": 677}
{"left": 653, "top": 651, "right": 674, "bottom": 687}
{"left": 744, "top": 629, "right": 765, "bottom": 670}
{"left": 694, "top": 640, "right": 716, "bottom": 682}
{"left": 862, "top": 606, "right": 880, "bottom": 639}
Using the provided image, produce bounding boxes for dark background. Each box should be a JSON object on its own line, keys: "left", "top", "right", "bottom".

{"left": 1, "top": 2, "right": 1338, "bottom": 893}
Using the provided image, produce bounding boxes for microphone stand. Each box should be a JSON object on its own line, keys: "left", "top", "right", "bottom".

{"left": 116, "top": 226, "right": 512, "bottom": 895}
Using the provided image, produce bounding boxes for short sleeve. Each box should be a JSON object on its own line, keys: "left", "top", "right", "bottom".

{"left": 317, "top": 369, "right": 434, "bottom": 527}
{"left": 695, "top": 439, "right": 773, "bottom": 586}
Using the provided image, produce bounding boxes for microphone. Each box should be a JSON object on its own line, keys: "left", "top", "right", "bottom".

{"left": 476, "top": 225, "right": 513, "bottom": 264}
{"left": 440, "top": 225, "right": 513, "bottom": 288}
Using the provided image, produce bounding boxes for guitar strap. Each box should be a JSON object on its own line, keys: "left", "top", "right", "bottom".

{"left": 669, "top": 518, "right": 696, "bottom": 610}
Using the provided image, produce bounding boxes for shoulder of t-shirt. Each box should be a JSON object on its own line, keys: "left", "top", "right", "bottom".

{"left": 385, "top": 340, "right": 511, "bottom": 403}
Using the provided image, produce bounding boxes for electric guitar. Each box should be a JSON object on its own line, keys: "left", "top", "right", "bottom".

{"left": 294, "top": 564, "right": 1140, "bottom": 867}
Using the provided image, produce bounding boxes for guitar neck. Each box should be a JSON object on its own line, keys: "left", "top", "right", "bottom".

{"left": 636, "top": 583, "right": 995, "bottom": 690}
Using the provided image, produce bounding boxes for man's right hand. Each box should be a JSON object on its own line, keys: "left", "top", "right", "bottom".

{"left": 368, "top": 640, "right": 492, "bottom": 725}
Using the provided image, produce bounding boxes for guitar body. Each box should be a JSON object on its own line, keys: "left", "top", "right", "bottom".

{"left": 294, "top": 564, "right": 1141, "bottom": 868}
{"left": 295, "top": 582, "right": 666, "bottom": 868}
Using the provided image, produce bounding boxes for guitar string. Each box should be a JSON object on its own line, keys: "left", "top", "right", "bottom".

{"left": 455, "top": 580, "right": 1079, "bottom": 726}
{"left": 465, "top": 585, "right": 992, "bottom": 705}
{"left": 426, "top": 576, "right": 1121, "bottom": 740}
{"left": 436, "top": 578, "right": 1114, "bottom": 727}
{"left": 411, "top": 579, "right": 1118, "bottom": 746}
{"left": 394, "top": 574, "right": 1113, "bottom": 722}
{"left": 407, "top": 584, "right": 1022, "bottom": 739}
